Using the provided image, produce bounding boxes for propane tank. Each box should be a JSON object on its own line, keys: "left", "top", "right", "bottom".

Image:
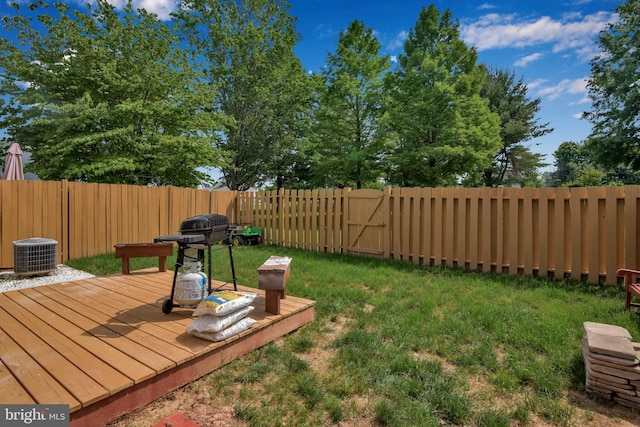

{"left": 174, "top": 261, "right": 207, "bottom": 306}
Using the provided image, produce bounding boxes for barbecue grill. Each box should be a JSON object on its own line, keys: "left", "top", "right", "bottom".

{"left": 179, "top": 214, "right": 229, "bottom": 244}
{"left": 155, "top": 214, "right": 237, "bottom": 314}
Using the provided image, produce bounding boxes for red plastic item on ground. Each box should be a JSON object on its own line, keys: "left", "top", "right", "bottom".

{"left": 151, "top": 412, "right": 200, "bottom": 427}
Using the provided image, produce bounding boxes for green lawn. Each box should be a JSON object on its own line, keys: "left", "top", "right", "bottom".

{"left": 68, "top": 245, "right": 638, "bottom": 426}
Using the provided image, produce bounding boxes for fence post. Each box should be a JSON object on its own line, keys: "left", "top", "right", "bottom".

{"left": 61, "top": 179, "right": 69, "bottom": 264}
{"left": 624, "top": 186, "right": 640, "bottom": 276}
{"left": 382, "top": 186, "right": 392, "bottom": 259}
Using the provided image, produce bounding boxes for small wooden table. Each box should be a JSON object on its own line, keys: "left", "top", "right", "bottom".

{"left": 257, "top": 256, "right": 291, "bottom": 315}
{"left": 114, "top": 243, "right": 173, "bottom": 274}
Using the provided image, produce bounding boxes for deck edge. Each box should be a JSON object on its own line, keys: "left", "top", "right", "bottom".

{"left": 69, "top": 305, "right": 315, "bottom": 427}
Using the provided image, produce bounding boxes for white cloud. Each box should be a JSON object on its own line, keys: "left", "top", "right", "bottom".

{"left": 81, "top": 0, "right": 178, "bottom": 20}
{"left": 535, "top": 77, "right": 588, "bottom": 100}
{"left": 526, "top": 78, "right": 549, "bottom": 91}
{"left": 387, "top": 30, "right": 409, "bottom": 52}
{"left": 478, "top": 3, "right": 497, "bottom": 10}
{"left": 571, "top": 0, "right": 594, "bottom": 5}
{"left": 573, "top": 95, "right": 591, "bottom": 105}
{"left": 514, "top": 52, "right": 543, "bottom": 67}
{"left": 460, "top": 11, "right": 615, "bottom": 61}
{"left": 528, "top": 78, "right": 591, "bottom": 105}
{"left": 138, "top": 0, "right": 176, "bottom": 20}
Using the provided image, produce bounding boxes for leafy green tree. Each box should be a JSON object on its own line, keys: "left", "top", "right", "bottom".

{"left": 0, "top": 0, "right": 220, "bottom": 186}
{"left": 551, "top": 141, "right": 604, "bottom": 186}
{"left": 312, "top": 20, "right": 391, "bottom": 189}
{"left": 262, "top": 55, "right": 319, "bottom": 190}
{"left": 603, "top": 166, "right": 640, "bottom": 185}
{"left": 552, "top": 141, "right": 640, "bottom": 187}
{"left": 585, "top": 0, "right": 640, "bottom": 170}
{"left": 480, "top": 68, "right": 550, "bottom": 187}
{"left": 177, "top": 0, "right": 309, "bottom": 191}
{"left": 552, "top": 141, "right": 586, "bottom": 185}
{"left": 385, "top": 5, "right": 501, "bottom": 187}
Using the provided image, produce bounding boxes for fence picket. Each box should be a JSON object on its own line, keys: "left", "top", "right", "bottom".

{"left": 606, "top": 186, "right": 623, "bottom": 285}
{"left": 445, "top": 187, "right": 455, "bottom": 267}
{"left": 468, "top": 189, "right": 479, "bottom": 270}
{"left": 411, "top": 188, "right": 421, "bottom": 264}
{"left": 333, "top": 189, "right": 342, "bottom": 253}
{"left": 538, "top": 189, "right": 549, "bottom": 277}
{"left": 625, "top": 187, "right": 640, "bottom": 273}
{"left": 522, "top": 188, "right": 534, "bottom": 276}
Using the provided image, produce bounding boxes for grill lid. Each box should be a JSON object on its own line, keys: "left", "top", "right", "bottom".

{"left": 154, "top": 234, "right": 205, "bottom": 244}
{"left": 179, "top": 214, "right": 229, "bottom": 244}
{"left": 179, "top": 214, "right": 228, "bottom": 233}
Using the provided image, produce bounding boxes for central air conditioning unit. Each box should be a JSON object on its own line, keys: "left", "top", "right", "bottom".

{"left": 13, "top": 238, "right": 58, "bottom": 276}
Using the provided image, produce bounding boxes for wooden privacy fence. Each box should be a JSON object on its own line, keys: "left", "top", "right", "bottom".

{"left": 0, "top": 180, "right": 237, "bottom": 268}
{"left": 2, "top": 180, "right": 640, "bottom": 285}
{"left": 238, "top": 186, "right": 640, "bottom": 285}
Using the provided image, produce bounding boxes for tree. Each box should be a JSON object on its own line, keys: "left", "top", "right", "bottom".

{"left": 551, "top": 141, "right": 604, "bottom": 186}
{"left": 385, "top": 5, "right": 501, "bottom": 188}
{"left": 552, "top": 141, "right": 586, "bottom": 185}
{"left": 480, "top": 68, "right": 551, "bottom": 187}
{"left": 0, "top": 0, "right": 220, "bottom": 186}
{"left": 261, "top": 55, "right": 319, "bottom": 190}
{"left": 177, "top": 0, "right": 310, "bottom": 191}
{"left": 311, "top": 20, "right": 391, "bottom": 189}
{"left": 585, "top": 0, "right": 640, "bottom": 171}
{"left": 552, "top": 140, "right": 640, "bottom": 186}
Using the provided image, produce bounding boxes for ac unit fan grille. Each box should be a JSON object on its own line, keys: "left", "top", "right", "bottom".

{"left": 13, "top": 238, "right": 58, "bottom": 276}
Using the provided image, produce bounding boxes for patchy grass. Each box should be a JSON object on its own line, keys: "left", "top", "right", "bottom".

{"left": 80, "top": 245, "right": 640, "bottom": 427}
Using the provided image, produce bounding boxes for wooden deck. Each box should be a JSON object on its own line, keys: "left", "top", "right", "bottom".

{"left": 0, "top": 270, "right": 315, "bottom": 427}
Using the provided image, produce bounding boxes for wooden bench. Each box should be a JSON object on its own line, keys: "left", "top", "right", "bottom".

{"left": 617, "top": 268, "right": 640, "bottom": 309}
{"left": 114, "top": 243, "right": 173, "bottom": 274}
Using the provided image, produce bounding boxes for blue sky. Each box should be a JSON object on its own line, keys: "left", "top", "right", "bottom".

{"left": 2, "top": 0, "right": 621, "bottom": 170}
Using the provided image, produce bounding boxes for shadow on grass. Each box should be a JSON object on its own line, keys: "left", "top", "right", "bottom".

{"left": 67, "top": 244, "right": 625, "bottom": 312}
{"left": 249, "top": 245, "right": 624, "bottom": 300}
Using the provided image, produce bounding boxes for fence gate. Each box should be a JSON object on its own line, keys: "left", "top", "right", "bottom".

{"left": 345, "top": 189, "right": 389, "bottom": 258}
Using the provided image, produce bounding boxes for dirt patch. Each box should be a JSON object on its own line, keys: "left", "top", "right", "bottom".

{"left": 295, "top": 315, "right": 349, "bottom": 370}
{"left": 108, "top": 319, "right": 640, "bottom": 427}
{"left": 106, "top": 384, "right": 242, "bottom": 427}
{"left": 185, "top": 404, "right": 237, "bottom": 427}
{"left": 409, "top": 349, "right": 640, "bottom": 427}
{"left": 567, "top": 390, "right": 640, "bottom": 427}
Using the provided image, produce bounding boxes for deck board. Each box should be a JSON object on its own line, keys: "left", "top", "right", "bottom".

{"left": 0, "top": 318, "right": 83, "bottom": 411}
{"left": 47, "top": 280, "right": 197, "bottom": 365}
{"left": 0, "top": 292, "right": 133, "bottom": 395}
{"left": 0, "top": 269, "right": 315, "bottom": 427}
{"left": 72, "top": 279, "right": 200, "bottom": 339}
{"left": 28, "top": 285, "right": 172, "bottom": 376}
{"left": 0, "top": 360, "right": 35, "bottom": 404}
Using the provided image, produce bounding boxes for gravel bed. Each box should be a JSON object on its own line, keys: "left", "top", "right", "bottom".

{"left": 0, "top": 265, "right": 96, "bottom": 293}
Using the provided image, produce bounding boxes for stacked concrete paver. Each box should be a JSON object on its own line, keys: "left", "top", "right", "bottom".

{"left": 583, "top": 321, "right": 640, "bottom": 409}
